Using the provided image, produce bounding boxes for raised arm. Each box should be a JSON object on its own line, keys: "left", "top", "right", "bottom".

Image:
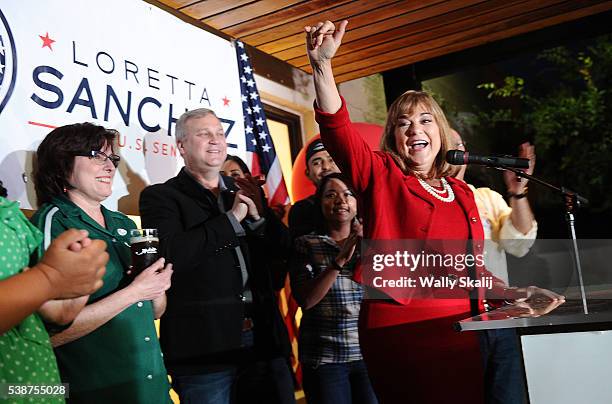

{"left": 305, "top": 20, "right": 348, "bottom": 114}
{"left": 503, "top": 142, "right": 537, "bottom": 235}
{"left": 499, "top": 142, "right": 537, "bottom": 257}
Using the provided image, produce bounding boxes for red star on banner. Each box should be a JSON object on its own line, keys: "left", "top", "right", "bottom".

{"left": 222, "top": 96, "right": 230, "bottom": 107}
{"left": 39, "top": 32, "right": 55, "bottom": 50}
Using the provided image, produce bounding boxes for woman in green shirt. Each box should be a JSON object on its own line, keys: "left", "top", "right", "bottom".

{"left": 0, "top": 181, "right": 107, "bottom": 404}
{"left": 31, "top": 123, "right": 173, "bottom": 403}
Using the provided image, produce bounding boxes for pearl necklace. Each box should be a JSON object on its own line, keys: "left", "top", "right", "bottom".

{"left": 417, "top": 177, "right": 455, "bottom": 202}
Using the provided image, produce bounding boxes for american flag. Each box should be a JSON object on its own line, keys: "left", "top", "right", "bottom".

{"left": 235, "top": 40, "right": 301, "bottom": 385}
{"left": 235, "top": 40, "right": 289, "bottom": 207}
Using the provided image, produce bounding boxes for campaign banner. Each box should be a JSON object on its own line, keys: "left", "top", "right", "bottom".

{"left": 0, "top": 0, "right": 245, "bottom": 211}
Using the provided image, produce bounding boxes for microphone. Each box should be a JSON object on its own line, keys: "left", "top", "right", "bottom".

{"left": 446, "top": 150, "right": 529, "bottom": 169}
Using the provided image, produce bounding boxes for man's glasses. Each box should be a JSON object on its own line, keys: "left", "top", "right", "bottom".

{"left": 76, "top": 150, "right": 121, "bottom": 167}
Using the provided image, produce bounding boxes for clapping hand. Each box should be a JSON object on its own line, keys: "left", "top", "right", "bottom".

{"left": 335, "top": 219, "right": 363, "bottom": 268}
{"left": 38, "top": 229, "right": 108, "bottom": 299}
{"left": 235, "top": 174, "right": 265, "bottom": 216}
{"left": 504, "top": 142, "right": 535, "bottom": 195}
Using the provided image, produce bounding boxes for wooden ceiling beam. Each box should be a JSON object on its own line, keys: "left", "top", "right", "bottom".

{"left": 224, "top": 0, "right": 355, "bottom": 38}
{"left": 156, "top": 0, "right": 612, "bottom": 84}
{"left": 241, "top": 0, "right": 401, "bottom": 47}
{"left": 257, "top": 0, "right": 445, "bottom": 54}
{"left": 289, "top": 0, "right": 563, "bottom": 68}
{"left": 157, "top": 0, "right": 198, "bottom": 8}
{"left": 333, "top": 1, "right": 612, "bottom": 82}
{"left": 273, "top": 0, "right": 497, "bottom": 62}
{"left": 203, "top": 0, "right": 304, "bottom": 30}
{"left": 179, "top": 0, "right": 254, "bottom": 20}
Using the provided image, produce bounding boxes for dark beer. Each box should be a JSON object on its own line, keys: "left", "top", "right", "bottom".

{"left": 129, "top": 229, "right": 159, "bottom": 276}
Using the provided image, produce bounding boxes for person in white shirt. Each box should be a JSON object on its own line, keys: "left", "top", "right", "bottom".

{"left": 451, "top": 129, "right": 537, "bottom": 404}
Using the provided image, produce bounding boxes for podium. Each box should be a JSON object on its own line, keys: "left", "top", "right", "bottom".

{"left": 457, "top": 299, "right": 612, "bottom": 404}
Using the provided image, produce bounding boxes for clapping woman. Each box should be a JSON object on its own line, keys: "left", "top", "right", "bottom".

{"left": 290, "top": 173, "right": 377, "bottom": 404}
{"left": 31, "top": 123, "right": 173, "bottom": 403}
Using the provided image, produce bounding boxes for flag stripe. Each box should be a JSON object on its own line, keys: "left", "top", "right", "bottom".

{"left": 235, "top": 39, "right": 298, "bottom": 385}
{"left": 234, "top": 39, "right": 289, "bottom": 207}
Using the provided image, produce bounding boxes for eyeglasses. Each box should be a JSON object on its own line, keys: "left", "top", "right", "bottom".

{"left": 76, "top": 150, "right": 121, "bottom": 167}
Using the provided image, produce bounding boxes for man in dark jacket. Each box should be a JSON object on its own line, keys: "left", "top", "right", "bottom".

{"left": 288, "top": 139, "right": 340, "bottom": 238}
{"left": 139, "top": 108, "right": 294, "bottom": 404}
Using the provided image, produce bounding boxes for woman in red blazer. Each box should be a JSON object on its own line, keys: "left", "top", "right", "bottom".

{"left": 304, "top": 20, "right": 562, "bottom": 403}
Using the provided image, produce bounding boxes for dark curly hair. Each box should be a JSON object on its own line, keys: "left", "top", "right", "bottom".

{"left": 34, "top": 123, "right": 117, "bottom": 206}
{"left": 312, "top": 173, "right": 359, "bottom": 234}
{"left": 0, "top": 180, "right": 7, "bottom": 198}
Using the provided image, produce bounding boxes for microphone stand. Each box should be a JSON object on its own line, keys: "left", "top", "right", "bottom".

{"left": 498, "top": 166, "right": 589, "bottom": 314}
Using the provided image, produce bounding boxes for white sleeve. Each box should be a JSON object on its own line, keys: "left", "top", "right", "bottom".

{"left": 498, "top": 216, "right": 538, "bottom": 258}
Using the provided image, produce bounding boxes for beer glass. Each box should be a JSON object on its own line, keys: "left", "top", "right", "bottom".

{"left": 129, "top": 228, "right": 160, "bottom": 276}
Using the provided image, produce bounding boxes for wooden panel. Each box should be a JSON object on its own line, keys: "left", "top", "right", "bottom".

{"left": 180, "top": 0, "right": 255, "bottom": 20}
{"left": 249, "top": 43, "right": 296, "bottom": 89}
{"left": 241, "top": 0, "right": 401, "bottom": 47}
{"left": 155, "top": 0, "right": 612, "bottom": 86}
{"left": 144, "top": 0, "right": 234, "bottom": 40}
{"left": 326, "top": 0, "right": 583, "bottom": 75}
{"left": 157, "top": 0, "right": 198, "bottom": 8}
{"left": 333, "top": 1, "right": 612, "bottom": 82}
{"left": 272, "top": 0, "right": 488, "bottom": 62}
{"left": 203, "top": 0, "right": 304, "bottom": 30}
{"left": 289, "top": 0, "right": 557, "bottom": 68}
{"left": 257, "top": 0, "right": 445, "bottom": 53}
{"left": 224, "top": 0, "right": 355, "bottom": 38}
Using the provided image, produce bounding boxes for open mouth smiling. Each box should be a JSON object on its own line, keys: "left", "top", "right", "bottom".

{"left": 409, "top": 140, "right": 429, "bottom": 151}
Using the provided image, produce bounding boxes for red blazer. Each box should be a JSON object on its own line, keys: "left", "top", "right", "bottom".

{"left": 316, "top": 98, "right": 503, "bottom": 306}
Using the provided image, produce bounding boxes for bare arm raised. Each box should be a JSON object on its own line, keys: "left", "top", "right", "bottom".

{"left": 305, "top": 19, "right": 386, "bottom": 194}
{"left": 305, "top": 20, "right": 348, "bottom": 114}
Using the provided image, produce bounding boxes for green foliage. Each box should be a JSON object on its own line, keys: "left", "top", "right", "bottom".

{"left": 477, "top": 76, "right": 525, "bottom": 99}
{"left": 422, "top": 83, "right": 454, "bottom": 120}
{"left": 473, "top": 34, "right": 612, "bottom": 211}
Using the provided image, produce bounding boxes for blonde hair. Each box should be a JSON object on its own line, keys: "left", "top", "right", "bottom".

{"left": 175, "top": 108, "right": 217, "bottom": 142}
{"left": 380, "top": 90, "right": 455, "bottom": 179}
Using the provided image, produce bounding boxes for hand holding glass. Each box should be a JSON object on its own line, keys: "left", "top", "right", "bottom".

{"left": 129, "top": 229, "right": 160, "bottom": 276}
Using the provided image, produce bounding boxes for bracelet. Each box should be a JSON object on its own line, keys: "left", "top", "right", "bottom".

{"left": 330, "top": 260, "right": 343, "bottom": 272}
{"left": 507, "top": 189, "right": 528, "bottom": 199}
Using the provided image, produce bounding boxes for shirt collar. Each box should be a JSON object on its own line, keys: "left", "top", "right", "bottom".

{"left": 183, "top": 167, "right": 227, "bottom": 192}
{"left": 50, "top": 195, "right": 117, "bottom": 237}
{"left": 51, "top": 194, "right": 85, "bottom": 217}
{"left": 218, "top": 174, "right": 228, "bottom": 191}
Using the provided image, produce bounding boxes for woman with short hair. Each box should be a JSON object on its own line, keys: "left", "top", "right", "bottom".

{"left": 304, "top": 20, "right": 562, "bottom": 403}
{"left": 31, "top": 123, "right": 173, "bottom": 403}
